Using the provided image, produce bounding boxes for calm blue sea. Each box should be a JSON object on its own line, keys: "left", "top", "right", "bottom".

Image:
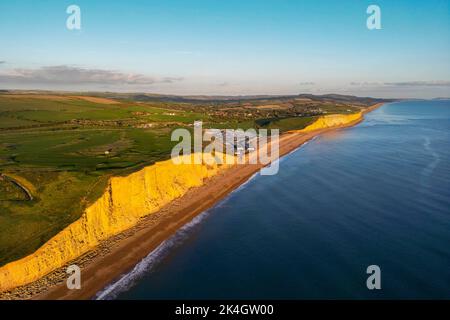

{"left": 97, "top": 100, "right": 450, "bottom": 299}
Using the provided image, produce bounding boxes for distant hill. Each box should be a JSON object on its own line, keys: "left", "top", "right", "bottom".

{"left": 0, "top": 89, "right": 395, "bottom": 106}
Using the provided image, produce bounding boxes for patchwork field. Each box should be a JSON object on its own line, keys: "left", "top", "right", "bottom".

{"left": 0, "top": 92, "right": 385, "bottom": 266}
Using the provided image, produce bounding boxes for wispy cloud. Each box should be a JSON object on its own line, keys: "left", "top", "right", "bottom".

{"left": 384, "top": 81, "right": 450, "bottom": 87}
{"left": 299, "top": 82, "right": 315, "bottom": 86}
{"left": 0, "top": 61, "right": 5, "bottom": 64}
{"left": 0, "top": 65, "right": 183, "bottom": 86}
{"left": 350, "top": 81, "right": 383, "bottom": 86}
{"left": 351, "top": 81, "right": 450, "bottom": 87}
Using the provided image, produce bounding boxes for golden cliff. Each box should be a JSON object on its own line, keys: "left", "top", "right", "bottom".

{"left": 0, "top": 112, "right": 365, "bottom": 292}
{"left": 0, "top": 153, "right": 231, "bottom": 292}
{"left": 298, "top": 112, "right": 362, "bottom": 132}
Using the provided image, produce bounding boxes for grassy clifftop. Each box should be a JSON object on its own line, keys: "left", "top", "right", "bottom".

{"left": 0, "top": 92, "right": 383, "bottom": 267}
{"left": 0, "top": 153, "right": 231, "bottom": 291}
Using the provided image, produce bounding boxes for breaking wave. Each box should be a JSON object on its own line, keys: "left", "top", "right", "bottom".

{"left": 95, "top": 211, "right": 210, "bottom": 300}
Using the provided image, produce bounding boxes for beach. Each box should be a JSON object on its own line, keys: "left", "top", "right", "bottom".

{"left": 6, "top": 103, "right": 382, "bottom": 300}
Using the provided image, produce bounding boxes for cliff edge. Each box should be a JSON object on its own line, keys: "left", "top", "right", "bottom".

{"left": 0, "top": 153, "right": 231, "bottom": 292}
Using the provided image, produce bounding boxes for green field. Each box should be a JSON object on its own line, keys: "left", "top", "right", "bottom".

{"left": 0, "top": 95, "right": 197, "bottom": 265}
{"left": 0, "top": 92, "right": 377, "bottom": 266}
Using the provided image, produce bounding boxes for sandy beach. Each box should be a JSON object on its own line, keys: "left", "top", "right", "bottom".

{"left": 23, "top": 103, "right": 383, "bottom": 300}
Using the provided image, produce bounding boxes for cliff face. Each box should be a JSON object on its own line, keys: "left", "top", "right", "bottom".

{"left": 0, "top": 113, "right": 364, "bottom": 292}
{"left": 0, "top": 153, "right": 230, "bottom": 292}
{"left": 299, "top": 112, "right": 362, "bottom": 132}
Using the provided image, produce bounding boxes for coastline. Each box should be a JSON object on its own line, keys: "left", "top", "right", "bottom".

{"left": 2, "top": 103, "right": 384, "bottom": 300}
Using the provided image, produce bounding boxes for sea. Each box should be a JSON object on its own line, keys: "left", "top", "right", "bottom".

{"left": 96, "top": 100, "right": 450, "bottom": 300}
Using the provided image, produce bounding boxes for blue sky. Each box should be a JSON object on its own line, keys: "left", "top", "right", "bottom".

{"left": 0, "top": 0, "right": 449, "bottom": 98}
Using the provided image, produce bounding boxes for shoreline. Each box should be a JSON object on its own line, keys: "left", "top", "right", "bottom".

{"left": 3, "top": 103, "right": 384, "bottom": 300}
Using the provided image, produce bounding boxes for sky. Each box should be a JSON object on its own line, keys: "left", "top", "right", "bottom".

{"left": 0, "top": 0, "right": 449, "bottom": 98}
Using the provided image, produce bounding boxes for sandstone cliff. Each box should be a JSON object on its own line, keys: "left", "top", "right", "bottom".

{"left": 299, "top": 112, "right": 362, "bottom": 132}
{"left": 0, "top": 153, "right": 230, "bottom": 292}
